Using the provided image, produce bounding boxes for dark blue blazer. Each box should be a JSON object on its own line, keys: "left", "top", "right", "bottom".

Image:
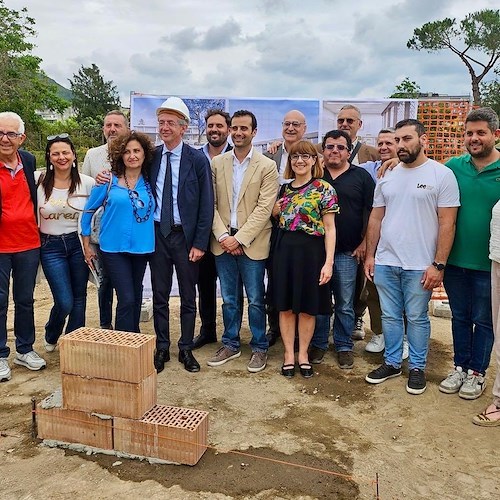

{"left": 0, "top": 149, "right": 37, "bottom": 221}
{"left": 150, "top": 143, "right": 214, "bottom": 251}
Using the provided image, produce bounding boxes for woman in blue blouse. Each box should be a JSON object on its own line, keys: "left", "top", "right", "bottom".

{"left": 81, "top": 131, "right": 155, "bottom": 333}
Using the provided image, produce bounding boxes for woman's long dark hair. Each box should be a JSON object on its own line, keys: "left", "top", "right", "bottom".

{"left": 42, "top": 136, "right": 81, "bottom": 200}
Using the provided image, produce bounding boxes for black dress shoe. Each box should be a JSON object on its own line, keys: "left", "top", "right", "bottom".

{"left": 281, "top": 364, "right": 295, "bottom": 378}
{"left": 178, "top": 349, "right": 200, "bottom": 372}
{"left": 192, "top": 334, "right": 217, "bottom": 350}
{"left": 154, "top": 349, "right": 170, "bottom": 373}
{"left": 299, "top": 363, "right": 314, "bottom": 378}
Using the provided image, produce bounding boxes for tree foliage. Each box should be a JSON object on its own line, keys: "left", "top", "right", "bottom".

{"left": 69, "top": 63, "right": 121, "bottom": 122}
{"left": 480, "top": 68, "right": 500, "bottom": 116}
{"left": 0, "top": 0, "right": 69, "bottom": 145}
{"left": 407, "top": 9, "right": 500, "bottom": 105}
{"left": 390, "top": 77, "right": 421, "bottom": 98}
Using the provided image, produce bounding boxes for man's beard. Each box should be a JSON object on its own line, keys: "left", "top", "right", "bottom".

{"left": 397, "top": 143, "right": 421, "bottom": 164}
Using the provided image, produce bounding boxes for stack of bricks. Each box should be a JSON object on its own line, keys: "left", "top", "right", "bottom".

{"left": 37, "top": 327, "right": 208, "bottom": 465}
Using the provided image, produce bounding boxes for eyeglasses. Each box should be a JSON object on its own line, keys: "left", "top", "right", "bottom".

{"left": 290, "top": 154, "right": 314, "bottom": 161}
{"left": 158, "top": 120, "right": 182, "bottom": 128}
{"left": 129, "top": 190, "right": 145, "bottom": 209}
{"left": 337, "top": 118, "right": 357, "bottom": 125}
{"left": 282, "top": 121, "right": 305, "bottom": 128}
{"left": 47, "top": 133, "right": 70, "bottom": 141}
{"left": 0, "top": 131, "right": 22, "bottom": 140}
{"left": 324, "top": 144, "right": 348, "bottom": 151}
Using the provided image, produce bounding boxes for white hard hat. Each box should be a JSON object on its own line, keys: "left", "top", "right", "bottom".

{"left": 156, "top": 96, "right": 190, "bottom": 123}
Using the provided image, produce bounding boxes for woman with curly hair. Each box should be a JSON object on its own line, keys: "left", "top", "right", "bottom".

{"left": 81, "top": 131, "right": 155, "bottom": 333}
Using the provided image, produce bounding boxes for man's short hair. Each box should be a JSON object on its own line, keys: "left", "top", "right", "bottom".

{"left": 322, "top": 129, "right": 352, "bottom": 151}
{"left": 205, "top": 109, "right": 231, "bottom": 127}
{"left": 231, "top": 110, "right": 257, "bottom": 130}
{"left": 339, "top": 104, "right": 361, "bottom": 117}
{"left": 465, "top": 107, "right": 499, "bottom": 133}
{"left": 0, "top": 111, "right": 25, "bottom": 134}
{"left": 395, "top": 118, "right": 426, "bottom": 137}
{"left": 104, "top": 110, "right": 129, "bottom": 126}
{"left": 378, "top": 127, "right": 395, "bottom": 135}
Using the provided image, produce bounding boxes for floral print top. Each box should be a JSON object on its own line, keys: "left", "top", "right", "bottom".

{"left": 277, "top": 178, "right": 339, "bottom": 236}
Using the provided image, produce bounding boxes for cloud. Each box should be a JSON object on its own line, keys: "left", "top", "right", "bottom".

{"left": 161, "top": 18, "right": 243, "bottom": 52}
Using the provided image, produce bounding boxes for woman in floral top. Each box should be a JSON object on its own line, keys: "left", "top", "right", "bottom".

{"left": 272, "top": 140, "right": 338, "bottom": 378}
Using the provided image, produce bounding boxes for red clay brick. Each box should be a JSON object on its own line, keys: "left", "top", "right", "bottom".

{"left": 59, "top": 327, "right": 155, "bottom": 383}
{"left": 113, "top": 405, "right": 209, "bottom": 465}
{"left": 62, "top": 371, "right": 156, "bottom": 420}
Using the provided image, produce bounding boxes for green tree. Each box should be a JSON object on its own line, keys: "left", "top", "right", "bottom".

{"left": 407, "top": 9, "right": 500, "bottom": 105}
{"left": 390, "top": 77, "right": 421, "bottom": 98}
{"left": 480, "top": 69, "right": 500, "bottom": 116}
{"left": 69, "top": 63, "right": 121, "bottom": 122}
{"left": 0, "top": 0, "right": 68, "bottom": 144}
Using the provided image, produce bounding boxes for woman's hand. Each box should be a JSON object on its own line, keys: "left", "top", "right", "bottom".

{"left": 82, "top": 237, "right": 97, "bottom": 269}
{"left": 319, "top": 262, "right": 333, "bottom": 285}
{"left": 272, "top": 198, "right": 284, "bottom": 218}
{"left": 95, "top": 169, "right": 111, "bottom": 186}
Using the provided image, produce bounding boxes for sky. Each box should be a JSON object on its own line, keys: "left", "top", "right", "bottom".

{"left": 8, "top": 0, "right": 498, "bottom": 106}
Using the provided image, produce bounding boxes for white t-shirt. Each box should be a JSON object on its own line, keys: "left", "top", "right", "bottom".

{"left": 489, "top": 200, "right": 500, "bottom": 264}
{"left": 36, "top": 173, "right": 95, "bottom": 235}
{"left": 374, "top": 159, "right": 460, "bottom": 270}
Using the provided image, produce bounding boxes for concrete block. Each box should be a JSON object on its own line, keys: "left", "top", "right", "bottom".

{"left": 37, "top": 391, "right": 113, "bottom": 449}
{"left": 114, "top": 405, "right": 209, "bottom": 465}
{"left": 60, "top": 327, "right": 155, "bottom": 383}
{"left": 430, "top": 300, "right": 452, "bottom": 318}
{"left": 140, "top": 298, "right": 153, "bottom": 322}
{"left": 62, "top": 371, "right": 156, "bottom": 420}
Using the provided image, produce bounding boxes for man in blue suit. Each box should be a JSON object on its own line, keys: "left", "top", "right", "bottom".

{"left": 150, "top": 97, "right": 214, "bottom": 373}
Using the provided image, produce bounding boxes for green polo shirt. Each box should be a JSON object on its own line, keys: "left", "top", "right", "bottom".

{"left": 445, "top": 153, "right": 500, "bottom": 271}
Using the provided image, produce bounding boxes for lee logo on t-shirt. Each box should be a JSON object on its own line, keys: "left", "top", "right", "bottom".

{"left": 416, "top": 183, "right": 434, "bottom": 190}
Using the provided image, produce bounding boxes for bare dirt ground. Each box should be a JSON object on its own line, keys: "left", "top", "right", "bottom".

{"left": 0, "top": 280, "right": 499, "bottom": 500}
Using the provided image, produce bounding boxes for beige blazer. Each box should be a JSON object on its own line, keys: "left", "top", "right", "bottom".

{"left": 211, "top": 149, "right": 279, "bottom": 260}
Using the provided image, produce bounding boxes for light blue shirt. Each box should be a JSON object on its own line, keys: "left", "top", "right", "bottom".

{"left": 153, "top": 141, "right": 183, "bottom": 225}
{"left": 81, "top": 175, "right": 155, "bottom": 254}
{"left": 359, "top": 160, "right": 382, "bottom": 183}
{"left": 200, "top": 142, "right": 231, "bottom": 162}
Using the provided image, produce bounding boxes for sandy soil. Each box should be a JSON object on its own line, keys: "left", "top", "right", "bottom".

{"left": 0, "top": 280, "right": 498, "bottom": 500}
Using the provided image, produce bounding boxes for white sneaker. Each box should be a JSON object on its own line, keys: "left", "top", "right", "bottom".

{"left": 439, "top": 366, "right": 466, "bottom": 394}
{"left": 0, "top": 358, "right": 11, "bottom": 382}
{"left": 365, "top": 334, "right": 385, "bottom": 353}
{"left": 352, "top": 317, "right": 365, "bottom": 340}
{"left": 402, "top": 337, "right": 409, "bottom": 360}
{"left": 44, "top": 341, "right": 57, "bottom": 352}
{"left": 14, "top": 351, "right": 46, "bottom": 371}
{"left": 459, "top": 369, "right": 486, "bottom": 400}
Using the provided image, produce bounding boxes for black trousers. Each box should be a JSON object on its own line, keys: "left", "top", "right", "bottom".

{"left": 150, "top": 226, "right": 199, "bottom": 351}
{"left": 197, "top": 251, "right": 217, "bottom": 338}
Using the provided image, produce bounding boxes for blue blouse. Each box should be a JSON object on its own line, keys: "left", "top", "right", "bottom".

{"left": 81, "top": 175, "right": 155, "bottom": 254}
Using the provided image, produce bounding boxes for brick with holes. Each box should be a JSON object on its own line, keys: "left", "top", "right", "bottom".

{"left": 59, "top": 327, "right": 155, "bottom": 383}
{"left": 37, "top": 390, "right": 113, "bottom": 449}
{"left": 113, "top": 405, "right": 209, "bottom": 465}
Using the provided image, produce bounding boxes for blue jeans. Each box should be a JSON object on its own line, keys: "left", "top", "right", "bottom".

{"left": 312, "top": 252, "right": 358, "bottom": 351}
{"left": 215, "top": 252, "right": 268, "bottom": 352}
{"left": 444, "top": 264, "right": 493, "bottom": 374}
{"left": 374, "top": 265, "right": 432, "bottom": 370}
{"left": 0, "top": 247, "right": 40, "bottom": 357}
{"left": 101, "top": 252, "right": 149, "bottom": 333}
{"left": 41, "top": 232, "right": 89, "bottom": 344}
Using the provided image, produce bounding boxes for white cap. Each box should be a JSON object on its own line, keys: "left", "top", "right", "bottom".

{"left": 156, "top": 96, "right": 190, "bottom": 123}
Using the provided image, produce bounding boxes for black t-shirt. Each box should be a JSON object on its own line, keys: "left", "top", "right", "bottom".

{"left": 323, "top": 164, "right": 375, "bottom": 253}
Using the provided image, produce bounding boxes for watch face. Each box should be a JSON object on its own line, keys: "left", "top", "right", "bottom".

{"left": 433, "top": 262, "right": 445, "bottom": 271}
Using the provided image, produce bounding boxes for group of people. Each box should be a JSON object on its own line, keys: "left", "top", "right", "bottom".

{"left": 0, "top": 100, "right": 499, "bottom": 426}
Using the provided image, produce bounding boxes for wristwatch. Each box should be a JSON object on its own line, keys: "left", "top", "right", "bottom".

{"left": 432, "top": 261, "right": 446, "bottom": 271}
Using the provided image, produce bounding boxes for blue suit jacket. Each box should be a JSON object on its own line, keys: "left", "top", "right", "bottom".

{"left": 150, "top": 142, "right": 214, "bottom": 251}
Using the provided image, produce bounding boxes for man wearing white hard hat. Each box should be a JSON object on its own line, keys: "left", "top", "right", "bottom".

{"left": 150, "top": 96, "right": 214, "bottom": 374}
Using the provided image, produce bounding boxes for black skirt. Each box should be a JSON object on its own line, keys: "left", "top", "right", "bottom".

{"left": 272, "top": 229, "right": 332, "bottom": 316}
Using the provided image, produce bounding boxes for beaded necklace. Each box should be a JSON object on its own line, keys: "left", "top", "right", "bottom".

{"left": 123, "top": 173, "right": 153, "bottom": 223}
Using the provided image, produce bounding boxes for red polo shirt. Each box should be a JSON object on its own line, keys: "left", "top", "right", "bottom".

{"left": 0, "top": 154, "right": 40, "bottom": 252}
